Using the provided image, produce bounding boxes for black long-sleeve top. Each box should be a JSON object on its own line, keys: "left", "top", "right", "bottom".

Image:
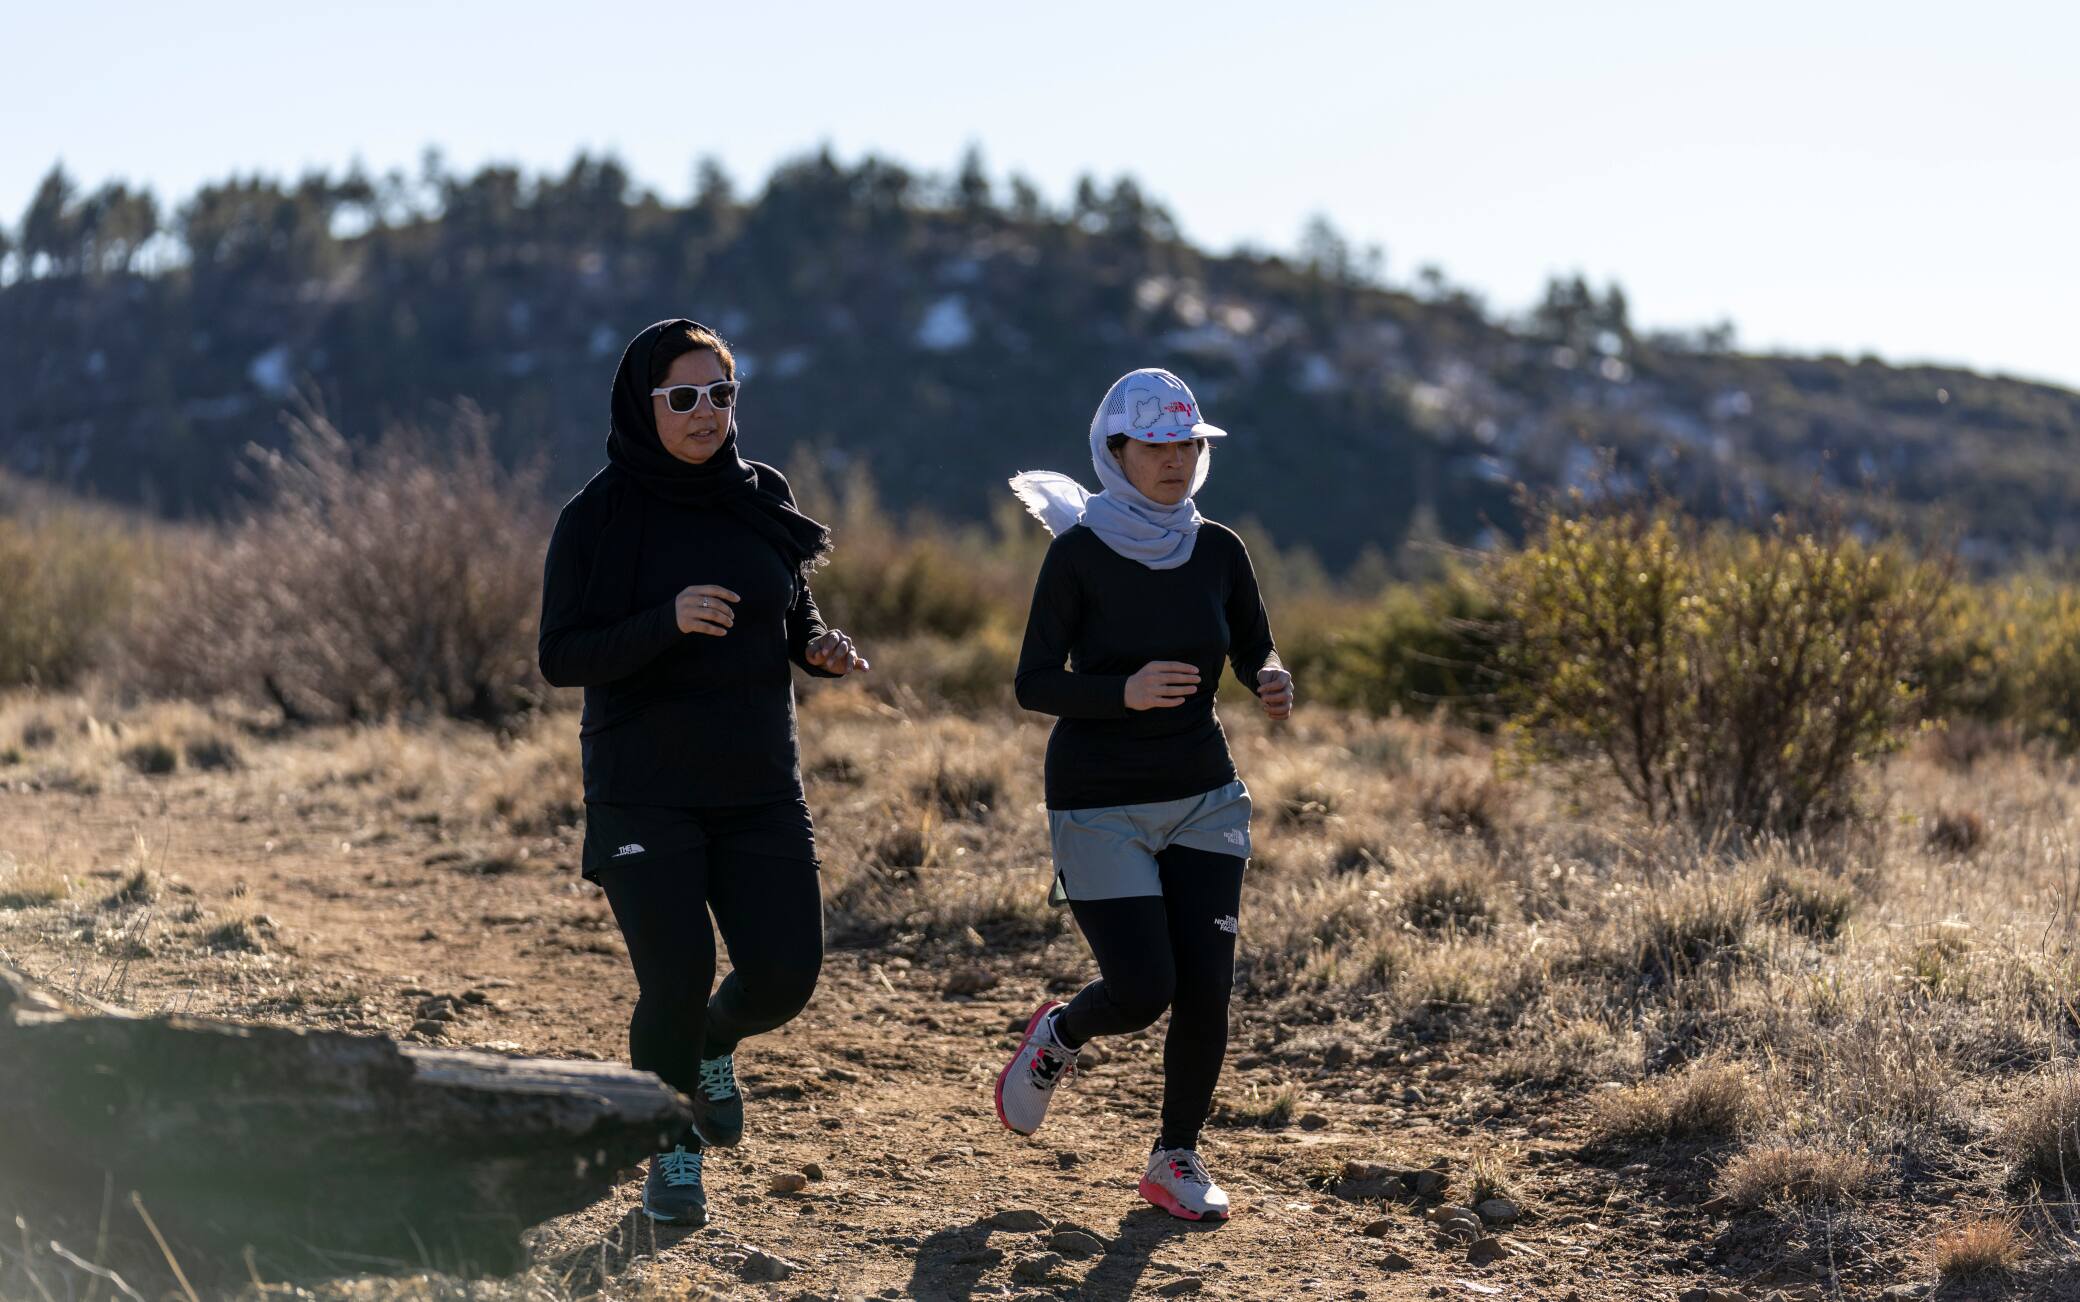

{"left": 1015, "top": 521, "right": 1277, "bottom": 810}
{"left": 538, "top": 463, "right": 839, "bottom": 807}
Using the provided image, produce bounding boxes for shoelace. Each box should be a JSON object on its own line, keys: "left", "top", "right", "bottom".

{"left": 1028, "top": 1044, "right": 1074, "bottom": 1088}
{"left": 1163, "top": 1149, "right": 1213, "bottom": 1187}
{"left": 698, "top": 1053, "right": 738, "bottom": 1101}
{"left": 657, "top": 1146, "right": 703, "bottom": 1188}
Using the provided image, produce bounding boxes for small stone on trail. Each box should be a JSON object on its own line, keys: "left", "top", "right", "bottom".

{"left": 1410, "top": 1169, "right": 1449, "bottom": 1197}
{"left": 410, "top": 1019, "right": 448, "bottom": 1038}
{"left": 1299, "top": 1112, "right": 1329, "bottom": 1130}
{"left": 769, "top": 1172, "right": 809, "bottom": 1194}
{"left": 736, "top": 1249, "right": 800, "bottom": 1282}
{"left": 822, "top": 1066, "right": 860, "bottom": 1083}
{"left": 1056, "top": 1150, "right": 1084, "bottom": 1168}
{"left": 1476, "top": 1198, "right": 1519, "bottom": 1224}
{"left": 1379, "top": 1252, "right": 1414, "bottom": 1271}
{"left": 1467, "top": 1236, "right": 1512, "bottom": 1265}
{"left": 944, "top": 966, "right": 998, "bottom": 996}
{"left": 1699, "top": 1194, "right": 1736, "bottom": 1216}
{"left": 802, "top": 1161, "right": 825, "bottom": 1181}
{"left": 1156, "top": 1279, "right": 1204, "bottom": 1297}
{"left": 1012, "top": 1253, "right": 1068, "bottom": 1284}
{"left": 1048, "top": 1229, "right": 1106, "bottom": 1259}
{"left": 1677, "top": 1290, "right": 1748, "bottom": 1302}
{"left": 987, "top": 1208, "right": 1052, "bottom": 1232}
{"left": 1361, "top": 1219, "right": 1394, "bottom": 1238}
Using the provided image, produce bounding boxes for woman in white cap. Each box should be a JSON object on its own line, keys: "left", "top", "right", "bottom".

{"left": 993, "top": 367, "right": 1294, "bottom": 1221}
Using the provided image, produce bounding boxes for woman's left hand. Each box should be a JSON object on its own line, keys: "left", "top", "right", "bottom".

{"left": 1256, "top": 665, "right": 1295, "bottom": 720}
{"left": 807, "top": 629, "right": 870, "bottom": 676}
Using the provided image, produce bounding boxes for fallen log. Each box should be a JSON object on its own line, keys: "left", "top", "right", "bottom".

{"left": 0, "top": 964, "right": 688, "bottom": 1279}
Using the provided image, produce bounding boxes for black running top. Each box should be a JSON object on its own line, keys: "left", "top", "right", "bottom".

{"left": 1014, "top": 522, "right": 1277, "bottom": 810}
{"left": 538, "top": 462, "right": 840, "bottom": 808}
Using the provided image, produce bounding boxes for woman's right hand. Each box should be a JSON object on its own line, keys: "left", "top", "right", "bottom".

{"left": 675, "top": 585, "right": 740, "bottom": 636}
{"left": 1124, "top": 661, "right": 1200, "bottom": 711}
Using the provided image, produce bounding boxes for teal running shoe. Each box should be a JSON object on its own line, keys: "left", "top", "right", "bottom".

{"left": 690, "top": 1052, "right": 743, "bottom": 1148}
{"left": 641, "top": 1145, "right": 707, "bottom": 1226}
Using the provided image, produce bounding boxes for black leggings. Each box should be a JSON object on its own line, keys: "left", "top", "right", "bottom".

{"left": 1055, "top": 845, "right": 1245, "bottom": 1153}
{"left": 598, "top": 849, "right": 823, "bottom": 1145}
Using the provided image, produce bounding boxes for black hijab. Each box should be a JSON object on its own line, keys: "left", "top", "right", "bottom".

{"left": 602, "top": 318, "right": 831, "bottom": 575}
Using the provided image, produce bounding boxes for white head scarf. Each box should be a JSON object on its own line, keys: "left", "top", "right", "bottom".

{"left": 1008, "top": 369, "right": 1216, "bottom": 570}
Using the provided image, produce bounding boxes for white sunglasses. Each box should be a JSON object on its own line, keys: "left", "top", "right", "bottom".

{"left": 651, "top": 380, "right": 741, "bottom": 413}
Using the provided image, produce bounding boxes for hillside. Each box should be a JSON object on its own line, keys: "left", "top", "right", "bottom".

{"left": 4, "top": 150, "right": 2078, "bottom": 568}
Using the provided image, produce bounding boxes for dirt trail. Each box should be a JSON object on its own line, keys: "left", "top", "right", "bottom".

{"left": 0, "top": 770, "right": 1987, "bottom": 1301}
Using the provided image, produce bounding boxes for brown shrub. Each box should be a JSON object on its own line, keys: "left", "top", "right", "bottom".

{"left": 123, "top": 410, "right": 549, "bottom": 726}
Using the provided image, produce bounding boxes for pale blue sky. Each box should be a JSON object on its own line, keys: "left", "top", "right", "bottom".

{"left": 5, "top": 1, "right": 2074, "bottom": 388}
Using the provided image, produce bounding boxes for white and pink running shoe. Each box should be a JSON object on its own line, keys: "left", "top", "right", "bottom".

{"left": 1140, "top": 1147, "right": 1231, "bottom": 1221}
{"left": 994, "top": 1000, "right": 1076, "bottom": 1135}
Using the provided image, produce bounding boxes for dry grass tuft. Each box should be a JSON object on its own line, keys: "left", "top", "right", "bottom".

{"left": 1714, "top": 1142, "right": 1877, "bottom": 1210}
{"left": 1633, "top": 880, "right": 1756, "bottom": 983}
{"left": 1998, "top": 1071, "right": 2080, "bottom": 1189}
{"left": 120, "top": 737, "right": 180, "bottom": 775}
{"left": 1759, "top": 866, "right": 1855, "bottom": 941}
{"left": 913, "top": 761, "right": 1002, "bottom": 821}
{"left": 103, "top": 866, "right": 159, "bottom": 908}
{"left": 1274, "top": 785, "right": 1341, "bottom": 828}
{"left": 181, "top": 732, "right": 243, "bottom": 772}
{"left": 1400, "top": 867, "right": 1498, "bottom": 935}
{"left": 0, "top": 854, "right": 67, "bottom": 909}
{"left": 1930, "top": 1214, "right": 2027, "bottom": 1280}
{"left": 1222, "top": 1080, "right": 1302, "bottom": 1128}
{"left": 1494, "top": 1014, "right": 1638, "bottom": 1088}
{"left": 1591, "top": 1059, "right": 1763, "bottom": 1144}
{"left": 1413, "top": 763, "right": 1514, "bottom": 838}
{"left": 1925, "top": 807, "right": 1987, "bottom": 857}
{"left": 204, "top": 914, "right": 269, "bottom": 953}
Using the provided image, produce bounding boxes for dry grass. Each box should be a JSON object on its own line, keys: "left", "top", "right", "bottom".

{"left": 0, "top": 852, "right": 68, "bottom": 909}
{"left": 1713, "top": 1142, "right": 1877, "bottom": 1210}
{"left": 1590, "top": 1059, "right": 1764, "bottom": 1144}
{"left": 1222, "top": 1080, "right": 1303, "bottom": 1129}
{"left": 1924, "top": 806, "right": 1987, "bottom": 857}
{"left": 1399, "top": 865, "right": 1501, "bottom": 935}
{"left": 1998, "top": 1070, "right": 2080, "bottom": 1189}
{"left": 1930, "top": 1214, "right": 2028, "bottom": 1280}
{"left": 5, "top": 682, "right": 2079, "bottom": 1268}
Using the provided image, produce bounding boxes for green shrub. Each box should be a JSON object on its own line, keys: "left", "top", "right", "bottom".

{"left": 1493, "top": 500, "right": 1946, "bottom": 836}
{"left": 1282, "top": 571, "right": 1502, "bottom": 722}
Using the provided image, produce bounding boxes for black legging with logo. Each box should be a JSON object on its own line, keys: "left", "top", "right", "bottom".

{"left": 1051, "top": 845, "right": 1246, "bottom": 1154}
{"left": 592, "top": 810, "right": 823, "bottom": 1151}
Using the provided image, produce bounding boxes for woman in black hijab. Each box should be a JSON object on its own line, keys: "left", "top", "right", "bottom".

{"left": 538, "top": 319, "right": 867, "bottom": 1228}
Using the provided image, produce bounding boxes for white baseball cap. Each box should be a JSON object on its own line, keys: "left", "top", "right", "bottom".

{"left": 1092, "top": 368, "right": 1228, "bottom": 443}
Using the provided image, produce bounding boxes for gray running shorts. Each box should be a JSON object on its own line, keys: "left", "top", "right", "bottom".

{"left": 1046, "top": 780, "right": 1252, "bottom": 906}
